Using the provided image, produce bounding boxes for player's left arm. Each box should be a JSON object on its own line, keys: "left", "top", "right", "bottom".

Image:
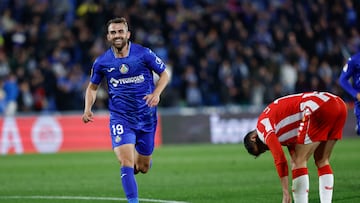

{"left": 144, "top": 69, "right": 170, "bottom": 107}
{"left": 143, "top": 49, "right": 170, "bottom": 107}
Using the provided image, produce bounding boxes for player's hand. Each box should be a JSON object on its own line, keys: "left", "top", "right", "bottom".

{"left": 143, "top": 94, "right": 160, "bottom": 107}
{"left": 356, "top": 93, "right": 360, "bottom": 101}
{"left": 282, "top": 193, "right": 292, "bottom": 203}
{"left": 280, "top": 176, "right": 291, "bottom": 203}
{"left": 282, "top": 190, "right": 292, "bottom": 203}
{"left": 82, "top": 111, "right": 94, "bottom": 123}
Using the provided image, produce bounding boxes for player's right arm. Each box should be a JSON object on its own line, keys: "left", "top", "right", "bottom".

{"left": 82, "top": 56, "right": 104, "bottom": 123}
{"left": 280, "top": 176, "right": 292, "bottom": 203}
{"left": 258, "top": 117, "right": 289, "bottom": 178}
{"left": 82, "top": 82, "right": 98, "bottom": 123}
{"left": 264, "top": 132, "right": 290, "bottom": 202}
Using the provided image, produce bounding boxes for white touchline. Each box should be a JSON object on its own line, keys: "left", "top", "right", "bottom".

{"left": 0, "top": 195, "right": 190, "bottom": 203}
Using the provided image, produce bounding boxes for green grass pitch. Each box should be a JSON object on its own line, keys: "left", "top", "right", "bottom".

{"left": 0, "top": 138, "right": 359, "bottom": 203}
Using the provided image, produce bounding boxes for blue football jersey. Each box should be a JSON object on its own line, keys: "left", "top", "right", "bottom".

{"left": 339, "top": 52, "right": 360, "bottom": 98}
{"left": 90, "top": 42, "right": 166, "bottom": 125}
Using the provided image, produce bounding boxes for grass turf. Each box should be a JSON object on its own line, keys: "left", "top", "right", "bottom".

{"left": 0, "top": 137, "right": 359, "bottom": 203}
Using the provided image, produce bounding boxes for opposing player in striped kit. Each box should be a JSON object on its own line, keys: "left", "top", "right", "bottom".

{"left": 244, "top": 92, "right": 347, "bottom": 203}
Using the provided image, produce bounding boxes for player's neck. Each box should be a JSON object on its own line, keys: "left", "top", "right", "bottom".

{"left": 112, "top": 42, "right": 130, "bottom": 58}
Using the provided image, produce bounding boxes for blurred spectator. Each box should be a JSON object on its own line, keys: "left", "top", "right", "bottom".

{"left": 17, "top": 78, "right": 34, "bottom": 112}
{"left": 0, "top": 78, "right": 6, "bottom": 113}
{"left": 0, "top": 49, "right": 10, "bottom": 77}
{"left": 30, "top": 68, "right": 47, "bottom": 111}
{"left": 183, "top": 64, "right": 202, "bottom": 106}
{"left": 56, "top": 63, "right": 87, "bottom": 111}
{"left": 279, "top": 59, "right": 298, "bottom": 95}
{"left": 3, "top": 73, "right": 19, "bottom": 115}
{"left": 218, "top": 59, "right": 239, "bottom": 104}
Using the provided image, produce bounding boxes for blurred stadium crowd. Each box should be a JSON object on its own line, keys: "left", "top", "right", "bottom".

{"left": 0, "top": 0, "right": 359, "bottom": 115}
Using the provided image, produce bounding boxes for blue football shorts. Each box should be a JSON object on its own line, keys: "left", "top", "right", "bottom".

{"left": 109, "top": 118, "right": 157, "bottom": 156}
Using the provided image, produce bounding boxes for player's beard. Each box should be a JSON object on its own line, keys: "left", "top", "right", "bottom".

{"left": 113, "top": 38, "right": 128, "bottom": 52}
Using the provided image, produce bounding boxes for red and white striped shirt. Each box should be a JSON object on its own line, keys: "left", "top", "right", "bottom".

{"left": 256, "top": 92, "right": 340, "bottom": 177}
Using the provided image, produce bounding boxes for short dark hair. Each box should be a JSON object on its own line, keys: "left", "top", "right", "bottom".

{"left": 243, "top": 130, "right": 267, "bottom": 157}
{"left": 243, "top": 130, "right": 257, "bottom": 156}
{"left": 106, "top": 17, "right": 129, "bottom": 33}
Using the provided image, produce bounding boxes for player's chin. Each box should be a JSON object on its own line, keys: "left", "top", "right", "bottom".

{"left": 113, "top": 41, "right": 126, "bottom": 48}
{"left": 113, "top": 44, "right": 124, "bottom": 49}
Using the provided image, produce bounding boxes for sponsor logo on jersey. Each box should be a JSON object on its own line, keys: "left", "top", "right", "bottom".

{"left": 119, "top": 64, "right": 129, "bottom": 74}
{"left": 109, "top": 74, "right": 145, "bottom": 87}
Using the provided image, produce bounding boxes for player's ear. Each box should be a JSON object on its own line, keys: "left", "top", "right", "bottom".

{"left": 255, "top": 134, "right": 268, "bottom": 155}
{"left": 250, "top": 131, "right": 257, "bottom": 142}
{"left": 243, "top": 130, "right": 258, "bottom": 156}
{"left": 106, "top": 33, "right": 111, "bottom": 41}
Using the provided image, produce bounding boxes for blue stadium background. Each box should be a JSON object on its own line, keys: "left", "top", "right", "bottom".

{"left": 0, "top": 0, "right": 359, "bottom": 115}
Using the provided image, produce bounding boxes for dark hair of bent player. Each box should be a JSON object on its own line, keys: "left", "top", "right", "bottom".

{"left": 243, "top": 130, "right": 268, "bottom": 157}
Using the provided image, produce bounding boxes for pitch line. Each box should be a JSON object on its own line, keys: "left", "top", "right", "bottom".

{"left": 0, "top": 195, "right": 190, "bottom": 203}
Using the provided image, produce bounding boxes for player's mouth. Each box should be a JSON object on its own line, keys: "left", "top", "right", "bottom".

{"left": 114, "top": 38, "right": 123, "bottom": 44}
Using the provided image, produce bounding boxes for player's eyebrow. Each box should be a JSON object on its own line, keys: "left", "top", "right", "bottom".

{"left": 109, "top": 27, "right": 126, "bottom": 33}
{"left": 109, "top": 29, "right": 125, "bottom": 34}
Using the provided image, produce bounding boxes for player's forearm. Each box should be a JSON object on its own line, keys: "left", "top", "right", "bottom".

{"left": 153, "top": 70, "right": 170, "bottom": 96}
{"left": 267, "top": 134, "right": 289, "bottom": 177}
{"left": 84, "top": 86, "right": 97, "bottom": 112}
{"left": 275, "top": 162, "right": 289, "bottom": 178}
{"left": 280, "top": 176, "right": 291, "bottom": 202}
{"left": 280, "top": 176, "right": 289, "bottom": 191}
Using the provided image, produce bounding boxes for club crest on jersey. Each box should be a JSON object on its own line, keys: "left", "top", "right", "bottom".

{"left": 115, "top": 135, "right": 122, "bottom": 143}
{"left": 119, "top": 64, "right": 129, "bottom": 74}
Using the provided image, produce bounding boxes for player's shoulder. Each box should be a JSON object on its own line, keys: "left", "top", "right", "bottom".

{"left": 349, "top": 52, "right": 360, "bottom": 63}
{"left": 131, "top": 42, "right": 147, "bottom": 50}
{"left": 93, "top": 49, "right": 113, "bottom": 65}
{"left": 130, "top": 42, "right": 152, "bottom": 55}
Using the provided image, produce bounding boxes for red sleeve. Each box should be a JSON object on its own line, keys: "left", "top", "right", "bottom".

{"left": 266, "top": 132, "right": 288, "bottom": 177}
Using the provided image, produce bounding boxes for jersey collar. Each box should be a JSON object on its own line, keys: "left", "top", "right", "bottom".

{"left": 112, "top": 41, "right": 131, "bottom": 58}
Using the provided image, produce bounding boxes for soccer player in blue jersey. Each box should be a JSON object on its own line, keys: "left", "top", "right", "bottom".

{"left": 81, "top": 17, "right": 169, "bottom": 203}
{"left": 339, "top": 52, "right": 360, "bottom": 135}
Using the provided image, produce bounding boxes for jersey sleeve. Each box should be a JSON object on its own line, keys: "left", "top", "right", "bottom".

{"left": 257, "top": 116, "right": 288, "bottom": 178}
{"left": 265, "top": 132, "right": 288, "bottom": 178}
{"left": 339, "top": 59, "right": 358, "bottom": 98}
{"left": 90, "top": 58, "right": 104, "bottom": 85}
{"left": 144, "top": 48, "right": 166, "bottom": 75}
